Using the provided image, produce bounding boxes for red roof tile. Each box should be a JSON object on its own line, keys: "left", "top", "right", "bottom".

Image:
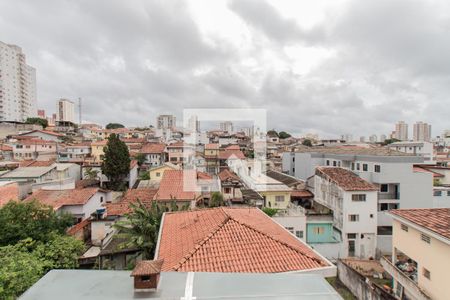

{"left": 140, "top": 143, "right": 166, "bottom": 154}
{"left": 0, "top": 182, "right": 19, "bottom": 207}
{"left": 316, "top": 167, "right": 378, "bottom": 191}
{"left": 24, "top": 187, "right": 100, "bottom": 210}
{"left": 67, "top": 218, "right": 91, "bottom": 236}
{"left": 389, "top": 208, "right": 450, "bottom": 240}
{"left": 291, "top": 190, "right": 314, "bottom": 198}
{"left": 157, "top": 207, "right": 330, "bottom": 273}
{"left": 0, "top": 144, "right": 13, "bottom": 151}
{"left": 218, "top": 169, "right": 240, "bottom": 182}
{"left": 154, "top": 170, "right": 198, "bottom": 201}
{"left": 105, "top": 188, "right": 157, "bottom": 216}
{"left": 218, "top": 150, "right": 245, "bottom": 160}
{"left": 19, "top": 160, "right": 55, "bottom": 167}
{"left": 131, "top": 259, "right": 164, "bottom": 276}
{"left": 205, "top": 143, "right": 220, "bottom": 150}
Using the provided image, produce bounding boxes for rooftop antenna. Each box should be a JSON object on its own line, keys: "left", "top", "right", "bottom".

{"left": 78, "top": 97, "right": 82, "bottom": 125}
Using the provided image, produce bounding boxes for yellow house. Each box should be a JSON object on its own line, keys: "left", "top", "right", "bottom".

{"left": 91, "top": 140, "right": 107, "bottom": 162}
{"left": 148, "top": 163, "right": 180, "bottom": 181}
{"left": 252, "top": 175, "right": 292, "bottom": 210}
{"left": 381, "top": 208, "right": 450, "bottom": 300}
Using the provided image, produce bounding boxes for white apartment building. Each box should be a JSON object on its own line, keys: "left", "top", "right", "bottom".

{"left": 282, "top": 147, "right": 434, "bottom": 253}
{"left": 388, "top": 141, "right": 435, "bottom": 164}
{"left": 395, "top": 121, "right": 409, "bottom": 141}
{"left": 413, "top": 121, "right": 432, "bottom": 142}
{"left": 57, "top": 98, "right": 75, "bottom": 123}
{"left": 157, "top": 114, "right": 176, "bottom": 130}
{"left": 314, "top": 167, "right": 378, "bottom": 259}
{"left": 219, "top": 121, "right": 234, "bottom": 133}
{"left": 0, "top": 41, "right": 37, "bottom": 122}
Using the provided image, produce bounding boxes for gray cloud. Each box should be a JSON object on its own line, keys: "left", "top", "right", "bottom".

{"left": 0, "top": 0, "right": 448, "bottom": 137}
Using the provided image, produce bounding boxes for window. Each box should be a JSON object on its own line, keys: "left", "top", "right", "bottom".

{"left": 363, "top": 164, "right": 368, "bottom": 171}
{"left": 295, "top": 231, "right": 304, "bottom": 238}
{"left": 275, "top": 195, "right": 285, "bottom": 202}
{"left": 314, "top": 227, "right": 325, "bottom": 235}
{"left": 423, "top": 268, "right": 431, "bottom": 280}
{"left": 348, "top": 214, "right": 359, "bottom": 222}
{"left": 448, "top": 191, "right": 450, "bottom": 196}
{"left": 433, "top": 190, "right": 442, "bottom": 196}
{"left": 401, "top": 224, "right": 408, "bottom": 232}
{"left": 347, "top": 233, "right": 357, "bottom": 239}
{"left": 380, "top": 184, "right": 389, "bottom": 193}
{"left": 352, "top": 194, "right": 366, "bottom": 202}
{"left": 351, "top": 163, "right": 355, "bottom": 170}
{"left": 224, "top": 187, "right": 231, "bottom": 194}
{"left": 285, "top": 227, "right": 294, "bottom": 234}
{"left": 374, "top": 165, "right": 381, "bottom": 173}
{"left": 421, "top": 234, "right": 431, "bottom": 244}
{"left": 356, "top": 163, "right": 360, "bottom": 170}
{"left": 370, "top": 214, "right": 374, "bottom": 218}
{"left": 156, "top": 172, "right": 161, "bottom": 177}
{"left": 100, "top": 197, "right": 104, "bottom": 203}
{"left": 333, "top": 161, "right": 337, "bottom": 166}
{"left": 326, "top": 160, "right": 330, "bottom": 166}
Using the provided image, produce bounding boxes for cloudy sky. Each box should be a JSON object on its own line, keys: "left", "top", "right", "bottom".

{"left": 1, "top": 0, "right": 449, "bottom": 138}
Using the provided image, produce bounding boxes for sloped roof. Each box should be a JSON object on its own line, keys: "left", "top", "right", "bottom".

{"left": 316, "top": 167, "right": 378, "bottom": 191}
{"left": 105, "top": 188, "right": 157, "bottom": 216}
{"left": 205, "top": 143, "right": 220, "bottom": 150}
{"left": 0, "top": 182, "right": 19, "bottom": 207}
{"left": 218, "top": 149, "right": 245, "bottom": 160}
{"left": 19, "top": 130, "right": 64, "bottom": 137}
{"left": 24, "top": 187, "right": 100, "bottom": 210}
{"left": 389, "top": 208, "right": 450, "bottom": 240}
{"left": 140, "top": 143, "right": 166, "bottom": 154}
{"left": 218, "top": 169, "right": 240, "bottom": 182}
{"left": 153, "top": 170, "right": 198, "bottom": 201}
{"left": 157, "top": 207, "right": 330, "bottom": 273}
{"left": 131, "top": 260, "right": 164, "bottom": 276}
{"left": 19, "top": 160, "right": 55, "bottom": 167}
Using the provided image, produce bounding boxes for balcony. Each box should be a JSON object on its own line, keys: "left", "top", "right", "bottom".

{"left": 381, "top": 256, "right": 431, "bottom": 300}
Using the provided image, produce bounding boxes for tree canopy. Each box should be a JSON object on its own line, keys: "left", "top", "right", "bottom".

{"left": 382, "top": 138, "right": 400, "bottom": 145}
{"left": 102, "top": 133, "right": 130, "bottom": 190}
{"left": 105, "top": 123, "right": 125, "bottom": 129}
{"left": 209, "top": 192, "right": 225, "bottom": 207}
{"left": 0, "top": 201, "right": 74, "bottom": 246}
{"left": 278, "top": 131, "right": 292, "bottom": 139}
{"left": 302, "top": 139, "right": 313, "bottom": 147}
{"left": 25, "top": 117, "right": 48, "bottom": 129}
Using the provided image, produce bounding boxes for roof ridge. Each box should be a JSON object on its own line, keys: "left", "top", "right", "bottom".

{"left": 172, "top": 211, "right": 231, "bottom": 271}
{"left": 226, "top": 212, "right": 326, "bottom": 266}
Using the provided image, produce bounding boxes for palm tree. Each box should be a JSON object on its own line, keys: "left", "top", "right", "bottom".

{"left": 83, "top": 167, "right": 99, "bottom": 180}
{"left": 113, "top": 200, "right": 163, "bottom": 259}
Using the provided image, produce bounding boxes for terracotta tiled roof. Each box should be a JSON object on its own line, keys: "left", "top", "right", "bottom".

{"left": 316, "top": 167, "right": 378, "bottom": 191}
{"left": 24, "top": 187, "right": 100, "bottom": 210}
{"left": 291, "top": 190, "right": 314, "bottom": 198}
{"left": 19, "top": 160, "right": 55, "bottom": 167}
{"left": 20, "top": 130, "right": 64, "bottom": 137}
{"left": 0, "top": 182, "right": 19, "bottom": 207}
{"left": 167, "top": 142, "right": 184, "bottom": 148}
{"left": 17, "top": 139, "right": 57, "bottom": 145}
{"left": 140, "top": 143, "right": 166, "bottom": 154}
{"left": 121, "top": 138, "right": 146, "bottom": 144}
{"left": 157, "top": 207, "right": 329, "bottom": 273}
{"left": 153, "top": 170, "right": 198, "bottom": 201}
{"left": 131, "top": 259, "right": 164, "bottom": 276}
{"left": 67, "top": 218, "right": 91, "bottom": 236}
{"left": 0, "top": 144, "right": 13, "bottom": 151}
{"left": 218, "top": 169, "right": 240, "bottom": 182}
{"left": 105, "top": 188, "right": 157, "bottom": 216}
{"left": 91, "top": 140, "right": 107, "bottom": 146}
{"left": 205, "top": 143, "right": 220, "bottom": 150}
{"left": 413, "top": 166, "right": 444, "bottom": 178}
{"left": 219, "top": 150, "right": 245, "bottom": 160}
{"left": 197, "top": 171, "right": 212, "bottom": 180}
{"left": 389, "top": 208, "right": 450, "bottom": 240}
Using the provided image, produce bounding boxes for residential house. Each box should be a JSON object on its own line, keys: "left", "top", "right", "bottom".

{"left": 17, "top": 129, "right": 64, "bottom": 142}
{"left": 204, "top": 143, "right": 220, "bottom": 173}
{"left": 91, "top": 140, "right": 107, "bottom": 162}
{"left": 0, "top": 165, "right": 57, "bottom": 184}
{"left": 166, "top": 142, "right": 194, "bottom": 165}
{"left": 12, "top": 139, "right": 58, "bottom": 161}
{"left": 313, "top": 167, "right": 378, "bottom": 259}
{"left": 218, "top": 169, "right": 243, "bottom": 203}
{"left": 155, "top": 207, "right": 336, "bottom": 277}
{"left": 148, "top": 163, "right": 180, "bottom": 181}
{"left": 0, "top": 144, "right": 13, "bottom": 160}
{"left": 283, "top": 147, "right": 433, "bottom": 254}
{"left": 0, "top": 181, "right": 19, "bottom": 207}
{"left": 139, "top": 143, "right": 166, "bottom": 167}
{"left": 381, "top": 208, "right": 450, "bottom": 300}
{"left": 388, "top": 141, "right": 435, "bottom": 164}
{"left": 24, "top": 187, "right": 110, "bottom": 222}
{"left": 58, "top": 143, "right": 91, "bottom": 162}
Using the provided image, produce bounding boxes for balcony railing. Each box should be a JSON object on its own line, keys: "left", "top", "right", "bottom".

{"left": 380, "top": 256, "right": 431, "bottom": 300}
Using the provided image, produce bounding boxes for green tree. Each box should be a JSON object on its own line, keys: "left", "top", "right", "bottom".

{"left": 102, "top": 133, "right": 130, "bottom": 190}
{"left": 113, "top": 200, "right": 163, "bottom": 259}
{"left": 278, "top": 131, "right": 292, "bottom": 139}
{"left": 33, "top": 234, "right": 84, "bottom": 270}
{"left": 0, "top": 243, "right": 45, "bottom": 299}
{"left": 209, "top": 192, "right": 224, "bottom": 207}
{"left": 25, "top": 117, "right": 48, "bottom": 129}
{"left": 135, "top": 153, "right": 146, "bottom": 166}
{"left": 383, "top": 138, "right": 400, "bottom": 145}
{"left": 83, "top": 167, "right": 99, "bottom": 180}
{"left": 0, "top": 201, "right": 74, "bottom": 246}
{"left": 302, "top": 139, "right": 313, "bottom": 147}
{"left": 105, "top": 123, "right": 125, "bottom": 129}
{"left": 262, "top": 207, "right": 278, "bottom": 217}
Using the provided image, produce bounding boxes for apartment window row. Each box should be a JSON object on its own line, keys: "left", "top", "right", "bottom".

{"left": 378, "top": 203, "right": 398, "bottom": 211}
{"left": 326, "top": 160, "right": 341, "bottom": 167}
{"left": 275, "top": 195, "right": 285, "bottom": 202}
{"left": 352, "top": 194, "right": 366, "bottom": 202}
{"left": 351, "top": 162, "right": 381, "bottom": 173}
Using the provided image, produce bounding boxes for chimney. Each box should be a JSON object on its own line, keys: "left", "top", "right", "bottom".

{"left": 130, "top": 259, "right": 164, "bottom": 291}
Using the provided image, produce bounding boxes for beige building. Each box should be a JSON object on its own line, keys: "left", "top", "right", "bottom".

{"left": 57, "top": 99, "right": 75, "bottom": 123}
{"left": 381, "top": 208, "right": 450, "bottom": 300}
{"left": 0, "top": 41, "right": 37, "bottom": 122}
{"left": 395, "top": 121, "right": 409, "bottom": 141}
{"left": 413, "top": 122, "right": 432, "bottom": 142}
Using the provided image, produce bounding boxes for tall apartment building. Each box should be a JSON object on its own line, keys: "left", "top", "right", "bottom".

{"left": 0, "top": 41, "right": 37, "bottom": 122}
{"left": 395, "top": 121, "right": 409, "bottom": 141}
{"left": 282, "top": 147, "right": 434, "bottom": 254}
{"left": 413, "top": 121, "right": 432, "bottom": 142}
{"left": 57, "top": 99, "right": 75, "bottom": 123}
{"left": 157, "top": 114, "right": 176, "bottom": 129}
{"left": 219, "top": 121, "right": 233, "bottom": 133}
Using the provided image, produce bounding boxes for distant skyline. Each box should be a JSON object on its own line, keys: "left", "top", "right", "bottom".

{"left": 0, "top": 0, "right": 449, "bottom": 137}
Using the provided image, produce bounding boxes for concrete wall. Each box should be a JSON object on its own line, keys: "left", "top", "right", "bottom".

{"left": 273, "top": 214, "right": 307, "bottom": 241}
{"left": 337, "top": 260, "right": 395, "bottom": 300}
